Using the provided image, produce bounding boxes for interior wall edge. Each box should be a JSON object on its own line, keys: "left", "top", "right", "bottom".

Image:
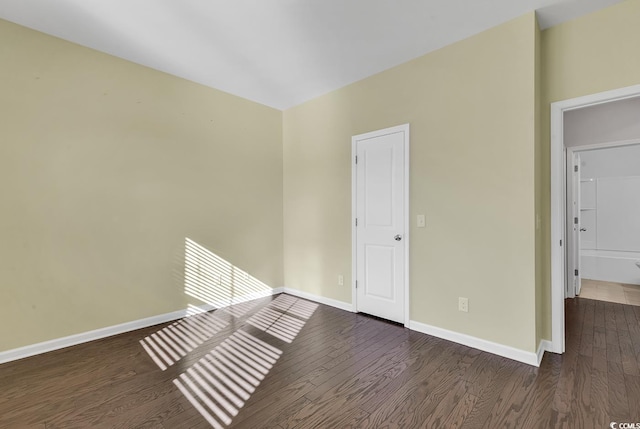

{"left": 537, "top": 339, "right": 554, "bottom": 366}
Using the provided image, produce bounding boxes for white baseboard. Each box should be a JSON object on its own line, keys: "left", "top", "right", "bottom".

{"left": 282, "top": 287, "right": 353, "bottom": 312}
{"left": 0, "top": 310, "right": 186, "bottom": 365}
{"left": 537, "top": 339, "right": 554, "bottom": 366}
{"left": 0, "top": 288, "right": 283, "bottom": 365}
{"left": 2, "top": 286, "right": 547, "bottom": 368}
{"left": 280, "top": 288, "right": 543, "bottom": 367}
{"left": 409, "top": 320, "right": 541, "bottom": 367}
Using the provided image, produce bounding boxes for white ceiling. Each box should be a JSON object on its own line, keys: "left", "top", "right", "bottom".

{"left": 0, "top": 0, "right": 625, "bottom": 110}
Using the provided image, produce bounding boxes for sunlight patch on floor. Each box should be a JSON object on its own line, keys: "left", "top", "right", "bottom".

{"left": 140, "top": 309, "right": 227, "bottom": 370}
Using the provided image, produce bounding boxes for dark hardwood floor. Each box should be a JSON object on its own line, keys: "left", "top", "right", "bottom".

{"left": 0, "top": 294, "right": 639, "bottom": 428}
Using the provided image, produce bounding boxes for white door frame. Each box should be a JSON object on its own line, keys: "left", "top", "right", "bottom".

{"left": 550, "top": 84, "right": 640, "bottom": 354}
{"left": 351, "top": 123, "right": 410, "bottom": 326}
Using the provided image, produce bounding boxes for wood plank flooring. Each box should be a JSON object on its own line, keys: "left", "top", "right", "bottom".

{"left": 0, "top": 294, "right": 639, "bottom": 428}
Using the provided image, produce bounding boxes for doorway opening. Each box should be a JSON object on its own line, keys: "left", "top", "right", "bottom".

{"left": 550, "top": 84, "right": 640, "bottom": 353}
{"left": 566, "top": 142, "right": 640, "bottom": 306}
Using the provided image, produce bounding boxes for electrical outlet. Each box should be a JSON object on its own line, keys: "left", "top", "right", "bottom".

{"left": 458, "top": 297, "right": 469, "bottom": 312}
{"left": 338, "top": 275, "right": 344, "bottom": 286}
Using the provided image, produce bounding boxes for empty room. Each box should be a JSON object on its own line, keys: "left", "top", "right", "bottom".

{"left": 1, "top": 0, "right": 639, "bottom": 428}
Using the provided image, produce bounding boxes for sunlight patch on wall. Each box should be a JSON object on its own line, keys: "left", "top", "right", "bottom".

{"left": 141, "top": 237, "right": 320, "bottom": 427}
{"left": 184, "top": 238, "right": 274, "bottom": 315}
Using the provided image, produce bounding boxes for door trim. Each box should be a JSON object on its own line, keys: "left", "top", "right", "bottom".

{"left": 550, "top": 83, "right": 640, "bottom": 354}
{"left": 351, "top": 123, "right": 410, "bottom": 327}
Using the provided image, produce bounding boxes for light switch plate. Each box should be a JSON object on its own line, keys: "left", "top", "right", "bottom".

{"left": 417, "top": 214, "right": 426, "bottom": 228}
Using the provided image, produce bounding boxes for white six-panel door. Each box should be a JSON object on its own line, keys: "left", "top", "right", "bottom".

{"left": 353, "top": 125, "right": 408, "bottom": 324}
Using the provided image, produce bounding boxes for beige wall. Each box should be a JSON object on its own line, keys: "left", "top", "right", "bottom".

{"left": 0, "top": 19, "right": 283, "bottom": 352}
{"left": 284, "top": 14, "right": 539, "bottom": 352}
{"left": 5, "top": 0, "right": 635, "bottom": 358}
{"left": 538, "top": 0, "right": 640, "bottom": 341}
{"left": 542, "top": 0, "right": 640, "bottom": 104}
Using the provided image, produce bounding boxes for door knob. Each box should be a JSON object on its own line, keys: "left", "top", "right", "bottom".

{"left": 580, "top": 228, "right": 587, "bottom": 232}
{"left": 394, "top": 234, "right": 402, "bottom": 241}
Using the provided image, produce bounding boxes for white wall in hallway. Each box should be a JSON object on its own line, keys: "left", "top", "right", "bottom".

{"left": 580, "top": 144, "right": 640, "bottom": 178}
{"left": 564, "top": 96, "right": 640, "bottom": 147}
